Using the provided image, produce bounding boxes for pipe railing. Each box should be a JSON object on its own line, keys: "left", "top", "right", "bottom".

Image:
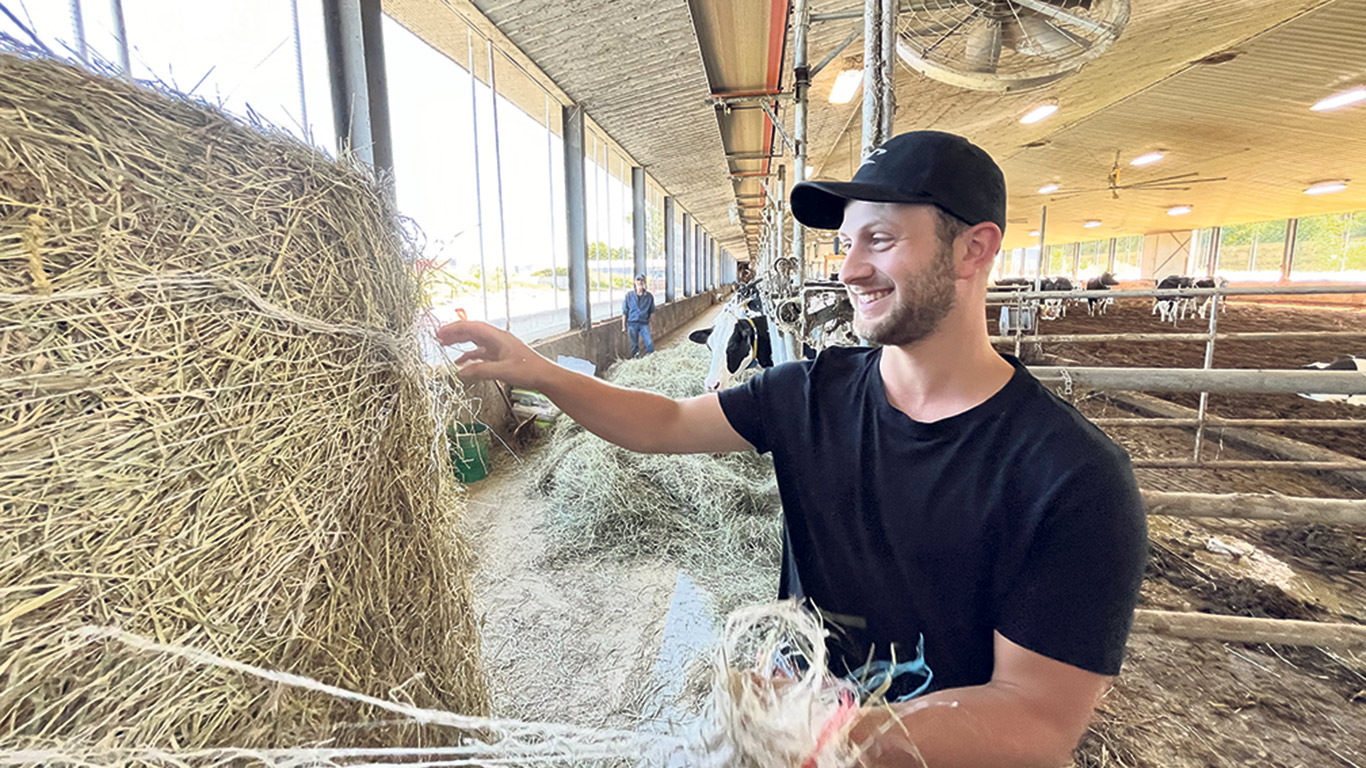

{"left": 990, "top": 330, "right": 1366, "bottom": 344}
{"left": 986, "top": 283, "right": 1366, "bottom": 302}
{"left": 1139, "top": 490, "right": 1366, "bottom": 526}
{"left": 1028, "top": 366, "right": 1366, "bottom": 395}
{"left": 1091, "top": 417, "right": 1366, "bottom": 429}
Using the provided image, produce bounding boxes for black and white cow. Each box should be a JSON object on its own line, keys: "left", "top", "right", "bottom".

{"left": 1084, "top": 272, "right": 1120, "bottom": 316}
{"left": 1039, "top": 277, "right": 1075, "bottom": 320}
{"left": 689, "top": 292, "right": 775, "bottom": 392}
{"left": 1299, "top": 356, "right": 1366, "bottom": 406}
{"left": 1153, "top": 275, "right": 1197, "bottom": 324}
{"left": 1195, "top": 276, "right": 1229, "bottom": 319}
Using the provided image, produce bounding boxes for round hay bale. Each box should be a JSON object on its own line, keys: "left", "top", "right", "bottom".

{"left": 0, "top": 52, "right": 486, "bottom": 750}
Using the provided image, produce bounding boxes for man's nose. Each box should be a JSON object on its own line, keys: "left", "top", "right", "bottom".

{"left": 839, "top": 246, "right": 872, "bottom": 284}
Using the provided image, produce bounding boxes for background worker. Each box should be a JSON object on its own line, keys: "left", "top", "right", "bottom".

{"left": 438, "top": 131, "right": 1147, "bottom": 767}
{"left": 621, "top": 274, "right": 655, "bottom": 358}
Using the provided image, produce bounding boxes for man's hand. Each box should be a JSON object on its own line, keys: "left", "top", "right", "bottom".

{"left": 436, "top": 320, "right": 553, "bottom": 389}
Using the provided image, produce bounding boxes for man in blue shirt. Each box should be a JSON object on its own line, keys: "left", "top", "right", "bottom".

{"left": 621, "top": 274, "right": 655, "bottom": 357}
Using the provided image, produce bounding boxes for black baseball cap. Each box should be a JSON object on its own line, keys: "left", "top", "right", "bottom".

{"left": 790, "top": 130, "right": 1006, "bottom": 233}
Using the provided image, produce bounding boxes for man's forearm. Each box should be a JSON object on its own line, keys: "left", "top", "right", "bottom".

{"left": 531, "top": 363, "right": 680, "bottom": 453}
{"left": 851, "top": 684, "right": 1084, "bottom": 768}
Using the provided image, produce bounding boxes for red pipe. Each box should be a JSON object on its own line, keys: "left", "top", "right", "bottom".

{"left": 762, "top": 0, "right": 791, "bottom": 178}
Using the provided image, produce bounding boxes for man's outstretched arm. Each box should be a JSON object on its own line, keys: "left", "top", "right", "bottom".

{"left": 437, "top": 320, "right": 752, "bottom": 455}
{"left": 845, "top": 633, "right": 1110, "bottom": 768}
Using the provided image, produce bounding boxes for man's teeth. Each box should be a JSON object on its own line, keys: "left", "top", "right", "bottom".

{"left": 855, "top": 289, "right": 891, "bottom": 305}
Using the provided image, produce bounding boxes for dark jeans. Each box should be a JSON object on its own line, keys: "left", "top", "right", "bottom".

{"left": 627, "top": 322, "right": 654, "bottom": 357}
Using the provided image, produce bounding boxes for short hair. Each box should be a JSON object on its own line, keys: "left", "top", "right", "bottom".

{"left": 934, "top": 207, "right": 971, "bottom": 248}
{"left": 635, "top": 274, "right": 646, "bottom": 281}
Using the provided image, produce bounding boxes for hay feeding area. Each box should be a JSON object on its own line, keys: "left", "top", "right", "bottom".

{"left": 533, "top": 344, "right": 782, "bottom": 610}
{"left": 0, "top": 49, "right": 485, "bottom": 752}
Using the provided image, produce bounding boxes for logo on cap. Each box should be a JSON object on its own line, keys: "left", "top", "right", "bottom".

{"left": 859, "top": 147, "right": 888, "bottom": 168}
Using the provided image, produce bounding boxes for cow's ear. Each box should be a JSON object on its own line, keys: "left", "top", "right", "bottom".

{"left": 688, "top": 328, "right": 713, "bottom": 344}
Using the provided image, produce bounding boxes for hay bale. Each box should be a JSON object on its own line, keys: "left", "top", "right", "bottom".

{"left": 535, "top": 345, "right": 781, "bottom": 609}
{"left": 0, "top": 51, "right": 486, "bottom": 750}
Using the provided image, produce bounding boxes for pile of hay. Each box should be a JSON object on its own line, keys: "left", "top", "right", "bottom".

{"left": 0, "top": 50, "right": 486, "bottom": 751}
{"left": 534, "top": 344, "right": 781, "bottom": 609}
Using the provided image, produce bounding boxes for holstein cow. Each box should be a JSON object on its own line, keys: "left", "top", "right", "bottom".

{"left": 689, "top": 292, "right": 775, "bottom": 392}
{"left": 1196, "top": 276, "right": 1229, "bottom": 319}
{"left": 1153, "top": 275, "right": 1197, "bottom": 324}
{"left": 1299, "top": 356, "right": 1366, "bottom": 406}
{"left": 1084, "top": 272, "right": 1120, "bottom": 316}
{"left": 1038, "top": 277, "right": 1074, "bottom": 320}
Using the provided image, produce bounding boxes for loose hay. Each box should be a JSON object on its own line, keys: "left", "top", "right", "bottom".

{"left": 0, "top": 49, "right": 486, "bottom": 751}
{"left": 534, "top": 345, "right": 782, "bottom": 610}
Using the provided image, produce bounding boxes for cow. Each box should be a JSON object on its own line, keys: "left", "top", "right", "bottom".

{"left": 1084, "top": 272, "right": 1119, "bottom": 316}
{"left": 689, "top": 291, "right": 775, "bottom": 392}
{"left": 1153, "top": 275, "right": 1197, "bottom": 324}
{"left": 1195, "top": 276, "right": 1229, "bottom": 319}
{"left": 1038, "top": 277, "right": 1074, "bottom": 320}
{"left": 1299, "top": 356, "right": 1366, "bottom": 406}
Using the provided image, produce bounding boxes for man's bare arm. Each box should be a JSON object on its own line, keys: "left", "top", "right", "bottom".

{"left": 437, "top": 320, "right": 753, "bottom": 455}
{"left": 846, "top": 632, "right": 1111, "bottom": 768}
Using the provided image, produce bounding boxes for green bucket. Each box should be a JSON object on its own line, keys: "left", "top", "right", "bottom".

{"left": 448, "top": 423, "right": 491, "bottom": 483}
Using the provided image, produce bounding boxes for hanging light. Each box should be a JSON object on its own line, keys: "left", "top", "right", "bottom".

{"left": 1311, "top": 87, "right": 1366, "bottom": 112}
{"left": 1037, "top": 183, "right": 1060, "bottom": 194}
{"left": 1167, "top": 205, "right": 1192, "bottom": 216}
{"left": 1083, "top": 220, "right": 1103, "bottom": 228}
{"left": 1020, "top": 103, "right": 1059, "bottom": 124}
{"left": 1304, "top": 180, "right": 1348, "bottom": 195}
{"left": 1131, "top": 152, "right": 1165, "bottom": 166}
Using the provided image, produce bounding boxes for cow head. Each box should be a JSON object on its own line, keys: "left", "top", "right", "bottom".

{"left": 690, "top": 302, "right": 774, "bottom": 391}
{"left": 1100, "top": 271, "right": 1119, "bottom": 286}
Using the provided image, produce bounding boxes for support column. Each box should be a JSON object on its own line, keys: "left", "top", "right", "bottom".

{"left": 632, "top": 167, "right": 647, "bottom": 280}
{"left": 1207, "top": 226, "right": 1222, "bottom": 276}
{"left": 792, "top": 0, "right": 810, "bottom": 289}
{"left": 862, "top": 0, "right": 896, "bottom": 155}
{"left": 1281, "top": 218, "right": 1299, "bottom": 282}
{"left": 682, "top": 212, "right": 693, "bottom": 297}
{"left": 696, "top": 229, "right": 705, "bottom": 291}
{"left": 664, "top": 197, "right": 677, "bottom": 302}
{"left": 562, "top": 104, "right": 590, "bottom": 329}
{"left": 323, "top": 0, "right": 393, "bottom": 174}
{"left": 1107, "top": 237, "right": 1117, "bottom": 273}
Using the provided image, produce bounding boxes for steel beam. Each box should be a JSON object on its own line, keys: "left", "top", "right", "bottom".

{"left": 562, "top": 104, "right": 591, "bottom": 329}
{"left": 682, "top": 212, "right": 693, "bottom": 297}
{"left": 632, "top": 167, "right": 647, "bottom": 280}
{"left": 711, "top": 92, "right": 796, "bottom": 106}
{"left": 322, "top": 0, "right": 392, "bottom": 174}
{"left": 1281, "top": 217, "right": 1299, "bottom": 280}
{"left": 664, "top": 196, "right": 677, "bottom": 302}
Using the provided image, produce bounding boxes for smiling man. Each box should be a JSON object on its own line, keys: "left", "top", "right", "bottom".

{"left": 438, "top": 130, "right": 1147, "bottom": 767}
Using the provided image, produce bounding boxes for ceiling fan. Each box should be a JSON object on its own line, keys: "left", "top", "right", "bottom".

{"left": 896, "top": 0, "right": 1130, "bottom": 92}
{"left": 1035, "top": 151, "right": 1229, "bottom": 200}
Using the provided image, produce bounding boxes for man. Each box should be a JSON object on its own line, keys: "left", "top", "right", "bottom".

{"left": 622, "top": 274, "right": 655, "bottom": 358}
{"left": 438, "top": 131, "right": 1147, "bottom": 767}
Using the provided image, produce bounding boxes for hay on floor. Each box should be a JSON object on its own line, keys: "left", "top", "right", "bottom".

{"left": 535, "top": 344, "right": 782, "bottom": 609}
{"left": 0, "top": 50, "right": 486, "bottom": 750}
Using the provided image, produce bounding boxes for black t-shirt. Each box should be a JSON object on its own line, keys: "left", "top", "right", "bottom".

{"left": 717, "top": 347, "right": 1147, "bottom": 701}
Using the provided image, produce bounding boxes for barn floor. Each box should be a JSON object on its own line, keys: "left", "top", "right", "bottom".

{"left": 462, "top": 300, "right": 1365, "bottom": 767}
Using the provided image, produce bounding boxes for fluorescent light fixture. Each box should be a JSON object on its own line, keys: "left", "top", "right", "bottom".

{"left": 1167, "top": 205, "right": 1192, "bottom": 216}
{"left": 829, "top": 69, "right": 863, "bottom": 104}
{"left": 1020, "top": 103, "right": 1059, "bottom": 124}
{"left": 1131, "top": 152, "right": 1165, "bottom": 166}
{"left": 1083, "top": 220, "right": 1103, "bottom": 228}
{"left": 1037, "top": 183, "right": 1060, "bottom": 194}
{"left": 1304, "top": 180, "right": 1348, "bottom": 195}
{"left": 805, "top": 166, "right": 815, "bottom": 179}
{"left": 1311, "top": 87, "right": 1366, "bottom": 112}
{"left": 1028, "top": 230, "right": 1041, "bottom": 237}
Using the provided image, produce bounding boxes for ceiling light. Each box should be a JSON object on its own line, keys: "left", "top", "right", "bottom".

{"left": 1020, "top": 103, "right": 1059, "bottom": 124}
{"left": 1304, "top": 180, "right": 1348, "bottom": 195}
{"left": 1311, "top": 87, "right": 1366, "bottom": 112}
{"left": 805, "top": 166, "right": 815, "bottom": 179}
{"left": 1028, "top": 230, "right": 1041, "bottom": 237}
{"left": 1131, "top": 152, "right": 1165, "bottom": 166}
{"left": 1083, "top": 220, "right": 1102, "bottom": 228}
{"left": 1037, "top": 183, "right": 1060, "bottom": 194}
{"left": 829, "top": 69, "right": 863, "bottom": 104}
{"left": 1167, "top": 205, "right": 1192, "bottom": 216}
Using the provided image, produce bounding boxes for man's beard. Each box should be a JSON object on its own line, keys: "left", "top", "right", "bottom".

{"left": 852, "top": 242, "right": 957, "bottom": 346}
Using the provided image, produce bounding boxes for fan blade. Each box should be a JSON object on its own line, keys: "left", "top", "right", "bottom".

{"left": 964, "top": 18, "right": 1004, "bottom": 72}
{"left": 1012, "top": 0, "right": 1112, "bottom": 37}
{"left": 1003, "top": 13, "right": 1084, "bottom": 57}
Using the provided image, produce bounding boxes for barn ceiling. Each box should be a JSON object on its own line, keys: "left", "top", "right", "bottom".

{"left": 389, "top": 0, "right": 1366, "bottom": 258}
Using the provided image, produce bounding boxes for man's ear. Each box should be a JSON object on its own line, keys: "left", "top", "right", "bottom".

{"left": 958, "top": 222, "right": 1003, "bottom": 280}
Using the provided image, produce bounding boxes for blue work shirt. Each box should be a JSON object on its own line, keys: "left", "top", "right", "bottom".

{"left": 622, "top": 290, "right": 655, "bottom": 324}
